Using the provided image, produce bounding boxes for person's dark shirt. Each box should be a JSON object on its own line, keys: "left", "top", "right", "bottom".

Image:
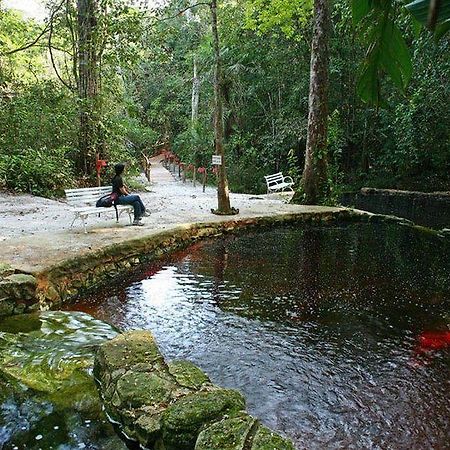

{"left": 112, "top": 175, "right": 124, "bottom": 196}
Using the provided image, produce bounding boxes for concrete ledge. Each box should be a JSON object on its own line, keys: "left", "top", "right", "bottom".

{"left": 94, "top": 330, "right": 295, "bottom": 450}
{"left": 341, "top": 188, "right": 450, "bottom": 229}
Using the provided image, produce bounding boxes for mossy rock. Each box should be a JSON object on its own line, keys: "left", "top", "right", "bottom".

{"left": 135, "top": 412, "right": 163, "bottom": 447}
{"left": 95, "top": 331, "right": 295, "bottom": 450}
{"left": 195, "top": 413, "right": 255, "bottom": 450}
{"left": 115, "top": 371, "right": 175, "bottom": 409}
{"left": 0, "top": 262, "right": 14, "bottom": 277}
{"left": 1, "top": 355, "right": 92, "bottom": 393}
{"left": 251, "top": 425, "right": 295, "bottom": 450}
{"left": 95, "top": 330, "right": 164, "bottom": 376}
{"left": 0, "top": 297, "right": 15, "bottom": 317}
{"left": 0, "top": 273, "right": 37, "bottom": 302}
{"left": 162, "top": 389, "right": 246, "bottom": 450}
{"left": 168, "top": 360, "right": 211, "bottom": 390}
{"left": 0, "top": 312, "right": 42, "bottom": 333}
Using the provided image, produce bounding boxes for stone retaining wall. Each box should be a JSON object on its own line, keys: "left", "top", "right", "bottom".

{"left": 341, "top": 188, "right": 450, "bottom": 229}
{"left": 0, "top": 209, "right": 422, "bottom": 318}
{"left": 1, "top": 210, "right": 365, "bottom": 317}
{"left": 94, "top": 330, "right": 295, "bottom": 450}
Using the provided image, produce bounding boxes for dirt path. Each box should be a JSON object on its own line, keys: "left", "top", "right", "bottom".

{"left": 0, "top": 157, "right": 294, "bottom": 241}
{"left": 0, "top": 158, "right": 348, "bottom": 274}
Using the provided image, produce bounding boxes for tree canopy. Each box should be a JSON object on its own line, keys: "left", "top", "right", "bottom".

{"left": 0, "top": 0, "right": 448, "bottom": 199}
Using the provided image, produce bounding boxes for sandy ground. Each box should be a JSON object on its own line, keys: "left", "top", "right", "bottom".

{"left": 0, "top": 158, "right": 348, "bottom": 274}
{"left": 0, "top": 157, "right": 296, "bottom": 241}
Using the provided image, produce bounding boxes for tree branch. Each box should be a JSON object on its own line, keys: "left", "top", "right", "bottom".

{"left": 2, "top": 24, "right": 51, "bottom": 56}
{"left": 48, "top": 18, "right": 76, "bottom": 91}
{"left": 155, "top": 2, "right": 211, "bottom": 22}
{"left": 65, "top": 0, "right": 79, "bottom": 87}
{"left": 34, "top": 43, "right": 73, "bottom": 55}
{"left": 1, "top": 0, "right": 66, "bottom": 56}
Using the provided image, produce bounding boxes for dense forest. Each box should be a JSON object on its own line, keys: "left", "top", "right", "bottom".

{"left": 0, "top": 0, "right": 449, "bottom": 201}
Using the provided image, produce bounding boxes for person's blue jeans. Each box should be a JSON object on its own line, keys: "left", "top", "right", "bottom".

{"left": 117, "top": 194, "right": 145, "bottom": 220}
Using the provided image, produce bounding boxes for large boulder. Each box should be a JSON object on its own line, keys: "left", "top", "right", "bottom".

{"left": 0, "top": 272, "right": 37, "bottom": 316}
{"left": 94, "top": 330, "right": 295, "bottom": 450}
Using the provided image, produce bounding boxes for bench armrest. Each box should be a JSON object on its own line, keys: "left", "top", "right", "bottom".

{"left": 283, "top": 176, "right": 294, "bottom": 184}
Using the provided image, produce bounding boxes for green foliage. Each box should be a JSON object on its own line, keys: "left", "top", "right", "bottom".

{"left": 123, "top": 117, "right": 159, "bottom": 153}
{"left": 354, "top": 1, "right": 412, "bottom": 105}
{"left": 0, "top": 1, "right": 152, "bottom": 194}
{"left": 287, "top": 149, "right": 301, "bottom": 187}
{"left": 0, "top": 0, "right": 448, "bottom": 201}
{"left": 173, "top": 122, "right": 214, "bottom": 167}
{"left": 368, "top": 34, "right": 450, "bottom": 189}
{"left": 0, "top": 81, "right": 77, "bottom": 152}
{"left": 406, "top": 0, "right": 450, "bottom": 38}
{"left": 325, "top": 110, "right": 345, "bottom": 204}
{"left": 0, "top": 147, "right": 75, "bottom": 197}
{"left": 245, "top": 0, "right": 313, "bottom": 38}
{"left": 0, "top": 8, "right": 46, "bottom": 85}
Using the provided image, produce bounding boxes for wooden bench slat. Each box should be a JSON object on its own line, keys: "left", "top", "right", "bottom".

{"left": 65, "top": 186, "right": 111, "bottom": 193}
{"left": 66, "top": 192, "right": 110, "bottom": 197}
{"left": 264, "top": 172, "right": 294, "bottom": 194}
{"left": 65, "top": 189, "right": 111, "bottom": 197}
{"left": 67, "top": 198, "right": 104, "bottom": 204}
{"left": 264, "top": 173, "right": 283, "bottom": 180}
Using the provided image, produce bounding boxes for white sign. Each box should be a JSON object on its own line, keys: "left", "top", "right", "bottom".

{"left": 212, "top": 155, "right": 222, "bottom": 165}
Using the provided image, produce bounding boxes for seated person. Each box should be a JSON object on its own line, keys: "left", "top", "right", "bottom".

{"left": 112, "top": 163, "right": 148, "bottom": 226}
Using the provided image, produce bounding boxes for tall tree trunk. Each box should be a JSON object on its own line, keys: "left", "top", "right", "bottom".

{"left": 300, "top": 0, "right": 330, "bottom": 204}
{"left": 210, "top": 0, "right": 236, "bottom": 215}
{"left": 191, "top": 55, "right": 200, "bottom": 123}
{"left": 77, "top": 0, "right": 99, "bottom": 177}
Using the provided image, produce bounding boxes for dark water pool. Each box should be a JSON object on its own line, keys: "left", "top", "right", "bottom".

{"left": 68, "top": 223, "right": 449, "bottom": 449}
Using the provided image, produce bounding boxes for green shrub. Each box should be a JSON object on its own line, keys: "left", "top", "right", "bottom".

{"left": 123, "top": 117, "right": 159, "bottom": 153}
{"left": 0, "top": 147, "right": 75, "bottom": 197}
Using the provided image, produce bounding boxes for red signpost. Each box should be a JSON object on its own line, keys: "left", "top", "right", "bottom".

{"left": 95, "top": 154, "right": 107, "bottom": 186}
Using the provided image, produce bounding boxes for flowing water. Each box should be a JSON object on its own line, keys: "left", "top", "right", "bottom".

{"left": 66, "top": 223, "right": 450, "bottom": 450}
{"left": 0, "top": 311, "right": 127, "bottom": 450}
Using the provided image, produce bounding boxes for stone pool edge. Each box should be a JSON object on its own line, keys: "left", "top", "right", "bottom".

{"left": 0, "top": 208, "right": 425, "bottom": 316}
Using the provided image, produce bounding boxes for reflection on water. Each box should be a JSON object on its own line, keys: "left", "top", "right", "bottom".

{"left": 69, "top": 224, "right": 450, "bottom": 449}
{"left": 0, "top": 311, "right": 127, "bottom": 450}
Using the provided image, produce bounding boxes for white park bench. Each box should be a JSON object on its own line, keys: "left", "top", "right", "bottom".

{"left": 264, "top": 172, "right": 295, "bottom": 194}
{"left": 65, "top": 186, "right": 133, "bottom": 233}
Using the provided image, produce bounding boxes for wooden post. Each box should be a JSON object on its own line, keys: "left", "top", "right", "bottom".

{"left": 202, "top": 171, "right": 207, "bottom": 192}
{"left": 142, "top": 152, "right": 151, "bottom": 183}
{"left": 96, "top": 153, "right": 100, "bottom": 187}
{"left": 193, "top": 166, "right": 196, "bottom": 187}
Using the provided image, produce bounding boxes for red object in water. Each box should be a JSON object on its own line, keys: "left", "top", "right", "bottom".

{"left": 417, "top": 331, "right": 450, "bottom": 352}
{"left": 409, "top": 330, "right": 450, "bottom": 368}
